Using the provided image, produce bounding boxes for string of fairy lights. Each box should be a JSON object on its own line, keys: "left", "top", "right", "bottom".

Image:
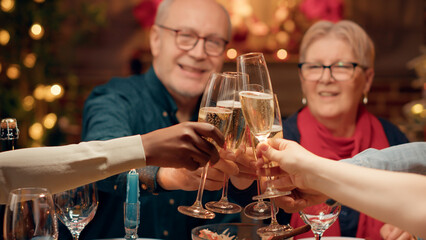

{"left": 1, "top": 0, "right": 65, "bottom": 145}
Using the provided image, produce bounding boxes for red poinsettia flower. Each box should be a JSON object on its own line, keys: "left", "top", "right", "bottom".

{"left": 133, "top": 0, "right": 162, "bottom": 29}
{"left": 299, "top": 0, "right": 344, "bottom": 22}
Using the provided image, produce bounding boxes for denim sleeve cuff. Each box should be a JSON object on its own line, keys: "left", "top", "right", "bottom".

{"left": 138, "top": 166, "right": 161, "bottom": 194}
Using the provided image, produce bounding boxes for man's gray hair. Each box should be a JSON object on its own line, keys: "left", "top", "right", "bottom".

{"left": 154, "top": 0, "right": 232, "bottom": 40}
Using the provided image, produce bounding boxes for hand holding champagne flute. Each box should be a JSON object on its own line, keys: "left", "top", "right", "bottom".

{"left": 205, "top": 72, "right": 248, "bottom": 214}
{"left": 178, "top": 72, "right": 236, "bottom": 219}
{"left": 238, "top": 52, "right": 289, "bottom": 200}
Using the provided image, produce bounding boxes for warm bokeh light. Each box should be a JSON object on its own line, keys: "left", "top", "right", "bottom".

{"left": 29, "top": 122, "right": 44, "bottom": 140}
{"left": 22, "top": 95, "right": 35, "bottom": 111}
{"left": 33, "top": 84, "right": 45, "bottom": 100}
{"left": 43, "top": 113, "right": 57, "bottom": 129}
{"left": 50, "top": 84, "right": 64, "bottom": 98}
{"left": 226, "top": 48, "right": 238, "bottom": 60}
{"left": 411, "top": 103, "right": 424, "bottom": 115}
{"left": 23, "top": 53, "right": 37, "bottom": 68}
{"left": 275, "top": 7, "right": 289, "bottom": 22}
{"left": 44, "top": 85, "right": 55, "bottom": 102}
{"left": 33, "top": 0, "right": 45, "bottom": 3}
{"left": 6, "top": 64, "right": 20, "bottom": 79}
{"left": 0, "top": 29, "right": 10, "bottom": 45}
{"left": 276, "top": 31, "right": 289, "bottom": 44}
{"left": 0, "top": 63, "right": 2, "bottom": 73}
{"left": 1, "top": 0, "right": 14, "bottom": 12}
{"left": 283, "top": 20, "right": 295, "bottom": 32}
{"left": 29, "top": 23, "right": 44, "bottom": 40}
{"left": 276, "top": 49, "right": 288, "bottom": 60}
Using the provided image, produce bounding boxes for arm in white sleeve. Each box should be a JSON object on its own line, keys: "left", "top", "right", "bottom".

{"left": 340, "top": 142, "right": 426, "bottom": 174}
{"left": 0, "top": 135, "right": 145, "bottom": 204}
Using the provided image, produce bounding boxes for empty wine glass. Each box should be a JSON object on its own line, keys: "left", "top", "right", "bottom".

{"left": 4, "top": 187, "right": 58, "bottom": 240}
{"left": 54, "top": 183, "right": 98, "bottom": 240}
{"left": 238, "top": 52, "right": 289, "bottom": 200}
{"left": 205, "top": 72, "right": 248, "bottom": 215}
{"left": 300, "top": 202, "right": 341, "bottom": 240}
{"left": 178, "top": 72, "right": 236, "bottom": 219}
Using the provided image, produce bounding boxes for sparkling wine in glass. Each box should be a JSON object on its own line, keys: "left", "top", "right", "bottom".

{"left": 54, "top": 183, "right": 98, "bottom": 240}
{"left": 254, "top": 94, "right": 291, "bottom": 200}
{"left": 178, "top": 72, "right": 236, "bottom": 219}
{"left": 238, "top": 52, "right": 289, "bottom": 200}
{"left": 300, "top": 202, "right": 341, "bottom": 240}
{"left": 4, "top": 187, "right": 58, "bottom": 240}
{"left": 205, "top": 72, "right": 248, "bottom": 215}
{"left": 255, "top": 95, "right": 292, "bottom": 237}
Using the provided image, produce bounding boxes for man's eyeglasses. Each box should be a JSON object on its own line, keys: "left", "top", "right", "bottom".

{"left": 298, "top": 62, "right": 363, "bottom": 81}
{"left": 156, "top": 24, "right": 228, "bottom": 57}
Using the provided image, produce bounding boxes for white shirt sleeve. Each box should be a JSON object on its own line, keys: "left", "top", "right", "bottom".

{"left": 0, "top": 135, "right": 146, "bottom": 204}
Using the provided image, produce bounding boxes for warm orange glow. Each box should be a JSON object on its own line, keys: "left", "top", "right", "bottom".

{"left": 33, "top": 0, "right": 45, "bottom": 3}
{"left": 226, "top": 48, "right": 238, "bottom": 60}
{"left": 23, "top": 53, "right": 37, "bottom": 68}
{"left": 29, "top": 122, "right": 44, "bottom": 140}
{"left": 43, "top": 113, "right": 57, "bottom": 129}
{"left": 33, "top": 84, "right": 45, "bottom": 100}
{"left": 22, "top": 95, "right": 35, "bottom": 111}
{"left": 50, "top": 84, "right": 64, "bottom": 98}
{"left": 276, "top": 49, "right": 288, "bottom": 60}
{"left": 0, "top": 29, "right": 10, "bottom": 45}
{"left": 411, "top": 103, "right": 424, "bottom": 115}
{"left": 6, "top": 64, "right": 20, "bottom": 79}
{"left": 29, "top": 23, "right": 44, "bottom": 40}
{"left": 1, "top": 0, "right": 14, "bottom": 12}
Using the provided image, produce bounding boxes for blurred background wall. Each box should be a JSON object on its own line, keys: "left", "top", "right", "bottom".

{"left": 0, "top": 0, "right": 424, "bottom": 148}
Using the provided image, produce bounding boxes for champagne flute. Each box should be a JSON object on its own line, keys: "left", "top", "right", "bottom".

{"left": 300, "top": 202, "right": 341, "bottom": 240}
{"left": 256, "top": 94, "right": 292, "bottom": 237}
{"left": 242, "top": 85, "right": 275, "bottom": 220}
{"left": 178, "top": 72, "right": 236, "bottom": 219}
{"left": 4, "top": 187, "right": 58, "bottom": 240}
{"left": 205, "top": 72, "right": 248, "bottom": 214}
{"left": 238, "top": 52, "right": 289, "bottom": 200}
{"left": 54, "top": 183, "right": 98, "bottom": 240}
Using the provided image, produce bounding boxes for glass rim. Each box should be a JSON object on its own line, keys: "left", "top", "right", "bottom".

{"left": 237, "top": 52, "right": 264, "bottom": 60}
{"left": 10, "top": 187, "right": 50, "bottom": 195}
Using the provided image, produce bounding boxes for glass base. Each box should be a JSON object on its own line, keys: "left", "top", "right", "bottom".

{"left": 256, "top": 223, "right": 292, "bottom": 237}
{"left": 252, "top": 188, "right": 291, "bottom": 200}
{"left": 177, "top": 205, "right": 215, "bottom": 219}
{"left": 243, "top": 201, "right": 273, "bottom": 220}
{"left": 205, "top": 200, "right": 242, "bottom": 214}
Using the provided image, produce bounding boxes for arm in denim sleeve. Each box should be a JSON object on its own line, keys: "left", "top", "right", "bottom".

{"left": 341, "top": 142, "right": 426, "bottom": 175}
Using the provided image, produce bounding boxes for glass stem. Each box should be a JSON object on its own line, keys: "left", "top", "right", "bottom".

{"left": 219, "top": 174, "right": 229, "bottom": 202}
{"left": 193, "top": 162, "right": 210, "bottom": 207}
{"left": 255, "top": 178, "right": 266, "bottom": 204}
{"left": 269, "top": 198, "right": 279, "bottom": 225}
{"left": 315, "top": 233, "right": 322, "bottom": 240}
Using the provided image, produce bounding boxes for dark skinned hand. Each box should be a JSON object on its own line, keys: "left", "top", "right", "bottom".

{"left": 142, "top": 122, "right": 224, "bottom": 171}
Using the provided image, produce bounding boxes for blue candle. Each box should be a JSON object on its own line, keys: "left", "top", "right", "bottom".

{"left": 126, "top": 169, "right": 139, "bottom": 204}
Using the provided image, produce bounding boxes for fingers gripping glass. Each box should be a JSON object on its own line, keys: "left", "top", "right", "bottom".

{"left": 157, "top": 24, "right": 228, "bottom": 57}
{"left": 298, "top": 62, "right": 360, "bottom": 81}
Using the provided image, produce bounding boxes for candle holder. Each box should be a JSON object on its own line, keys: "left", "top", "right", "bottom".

{"left": 124, "top": 202, "right": 140, "bottom": 240}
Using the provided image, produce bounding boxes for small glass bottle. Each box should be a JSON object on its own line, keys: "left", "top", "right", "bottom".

{"left": 0, "top": 118, "right": 19, "bottom": 239}
{"left": 1, "top": 118, "right": 19, "bottom": 151}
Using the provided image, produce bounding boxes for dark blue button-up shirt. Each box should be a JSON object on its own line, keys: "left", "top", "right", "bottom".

{"left": 59, "top": 67, "right": 240, "bottom": 240}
